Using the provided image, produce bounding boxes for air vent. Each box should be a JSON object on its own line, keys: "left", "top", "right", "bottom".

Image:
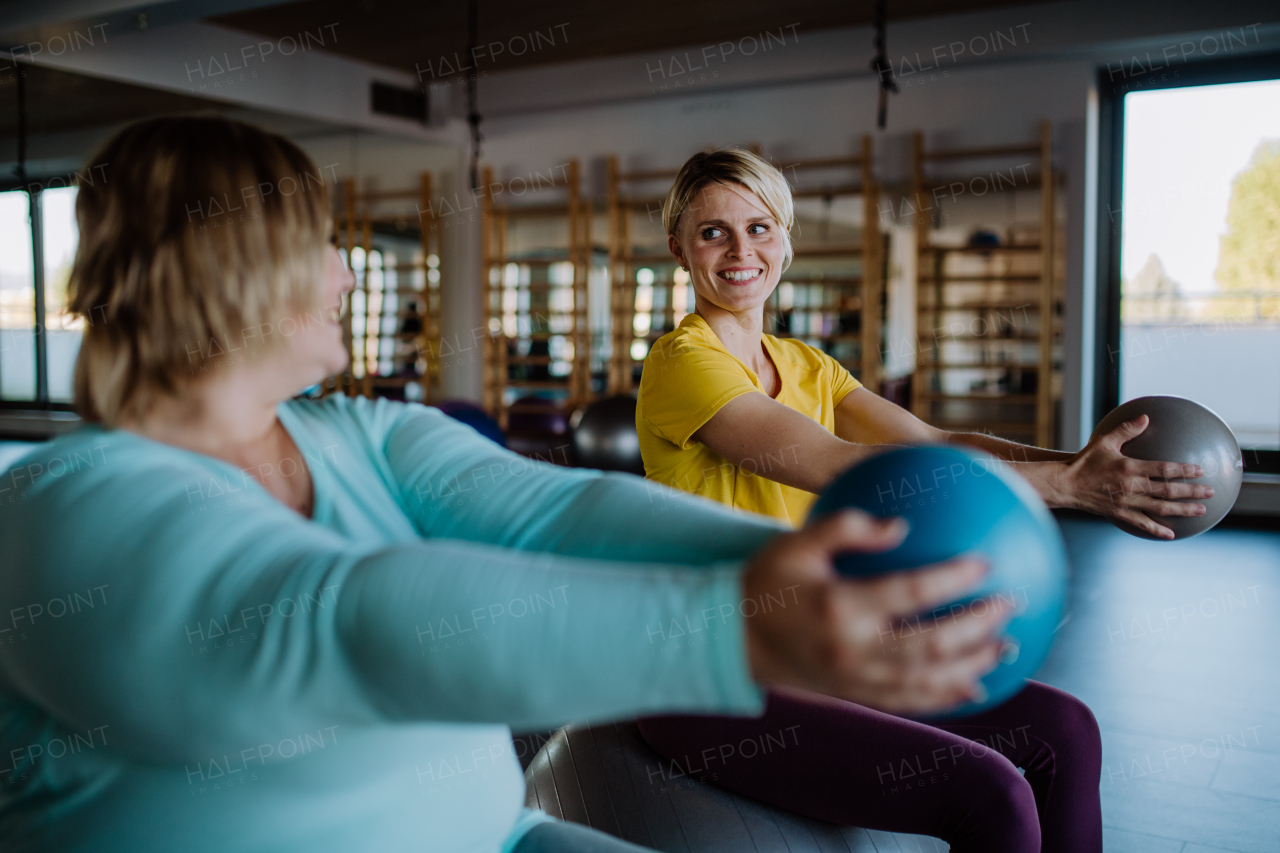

{"left": 371, "top": 81, "right": 427, "bottom": 124}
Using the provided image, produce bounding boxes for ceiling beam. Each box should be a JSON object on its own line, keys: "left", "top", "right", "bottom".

{"left": 0, "top": 0, "right": 286, "bottom": 42}
{"left": 2, "top": 16, "right": 466, "bottom": 145}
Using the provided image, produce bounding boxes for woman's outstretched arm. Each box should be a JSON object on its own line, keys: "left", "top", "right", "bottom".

{"left": 352, "top": 395, "right": 787, "bottom": 564}
{"left": 685, "top": 384, "right": 1212, "bottom": 539}
{"left": 835, "top": 388, "right": 1211, "bottom": 538}
{"left": 0, "top": 429, "right": 767, "bottom": 761}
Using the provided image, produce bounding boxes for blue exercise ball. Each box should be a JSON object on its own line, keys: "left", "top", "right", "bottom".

{"left": 809, "top": 445, "right": 1068, "bottom": 719}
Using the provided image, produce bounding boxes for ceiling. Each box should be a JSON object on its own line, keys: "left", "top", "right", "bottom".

{"left": 0, "top": 0, "right": 1039, "bottom": 168}
{"left": 213, "top": 0, "right": 1037, "bottom": 78}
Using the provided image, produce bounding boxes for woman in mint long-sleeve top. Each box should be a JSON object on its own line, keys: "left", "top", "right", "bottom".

{"left": 0, "top": 117, "right": 1008, "bottom": 853}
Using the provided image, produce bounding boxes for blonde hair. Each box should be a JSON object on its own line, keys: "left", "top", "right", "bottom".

{"left": 67, "top": 116, "right": 332, "bottom": 427}
{"left": 662, "top": 147, "right": 795, "bottom": 269}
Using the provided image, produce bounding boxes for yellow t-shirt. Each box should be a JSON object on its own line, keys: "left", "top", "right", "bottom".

{"left": 637, "top": 312, "right": 861, "bottom": 527}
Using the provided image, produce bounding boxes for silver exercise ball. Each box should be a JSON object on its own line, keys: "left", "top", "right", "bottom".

{"left": 570, "top": 395, "right": 645, "bottom": 476}
{"left": 1091, "top": 395, "right": 1243, "bottom": 540}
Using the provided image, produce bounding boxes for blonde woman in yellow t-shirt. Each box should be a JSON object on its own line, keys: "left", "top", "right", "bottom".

{"left": 634, "top": 148, "right": 1211, "bottom": 852}
{"left": 636, "top": 148, "right": 1211, "bottom": 536}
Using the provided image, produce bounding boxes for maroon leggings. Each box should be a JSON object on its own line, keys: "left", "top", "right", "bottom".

{"left": 638, "top": 681, "right": 1101, "bottom": 853}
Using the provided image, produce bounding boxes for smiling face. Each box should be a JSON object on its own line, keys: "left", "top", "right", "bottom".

{"left": 669, "top": 181, "right": 786, "bottom": 316}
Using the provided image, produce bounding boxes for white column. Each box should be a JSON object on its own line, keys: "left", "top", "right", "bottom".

{"left": 439, "top": 166, "right": 485, "bottom": 402}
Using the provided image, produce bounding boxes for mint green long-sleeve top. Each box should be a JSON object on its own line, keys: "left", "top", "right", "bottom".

{"left": 0, "top": 395, "right": 784, "bottom": 852}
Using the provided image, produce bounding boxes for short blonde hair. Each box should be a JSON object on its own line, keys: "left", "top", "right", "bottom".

{"left": 68, "top": 116, "right": 332, "bottom": 427}
{"left": 662, "top": 147, "right": 795, "bottom": 269}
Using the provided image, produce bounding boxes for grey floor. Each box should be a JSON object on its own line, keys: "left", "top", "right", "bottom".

{"left": 1037, "top": 515, "right": 1280, "bottom": 853}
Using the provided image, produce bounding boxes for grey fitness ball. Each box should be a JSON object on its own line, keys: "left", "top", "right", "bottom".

{"left": 1091, "top": 395, "right": 1244, "bottom": 540}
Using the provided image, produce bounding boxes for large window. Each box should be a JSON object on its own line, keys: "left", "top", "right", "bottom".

{"left": 0, "top": 191, "right": 36, "bottom": 401}
{"left": 0, "top": 185, "right": 81, "bottom": 408}
{"left": 1099, "top": 53, "right": 1280, "bottom": 472}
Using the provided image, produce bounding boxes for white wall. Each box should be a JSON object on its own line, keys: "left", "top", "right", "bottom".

{"left": 480, "top": 60, "right": 1090, "bottom": 185}
{"left": 474, "top": 59, "right": 1092, "bottom": 446}
{"left": 292, "top": 130, "right": 457, "bottom": 199}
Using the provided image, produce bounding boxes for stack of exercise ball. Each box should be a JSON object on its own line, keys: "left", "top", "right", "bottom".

{"left": 508, "top": 395, "right": 571, "bottom": 437}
